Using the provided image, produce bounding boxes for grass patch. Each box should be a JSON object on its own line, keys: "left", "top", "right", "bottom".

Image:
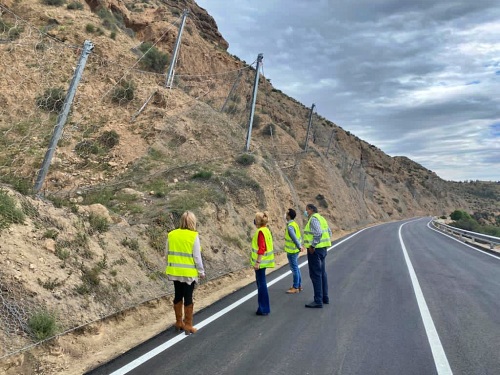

{"left": 235, "top": 153, "right": 255, "bottom": 166}
{"left": 28, "top": 310, "right": 57, "bottom": 341}
{"left": 88, "top": 213, "right": 109, "bottom": 234}
{"left": 0, "top": 189, "right": 25, "bottom": 230}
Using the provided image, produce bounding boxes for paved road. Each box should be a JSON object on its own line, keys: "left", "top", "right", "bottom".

{"left": 87, "top": 218, "right": 500, "bottom": 375}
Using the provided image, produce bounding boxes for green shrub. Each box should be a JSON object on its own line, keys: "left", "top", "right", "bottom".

{"left": 66, "top": 1, "right": 83, "bottom": 10}
{"left": 75, "top": 140, "right": 100, "bottom": 158}
{"left": 138, "top": 42, "right": 169, "bottom": 73}
{"left": 88, "top": 213, "right": 109, "bottom": 233}
{"left": 38, "top": 277, "right": 64, "bottom": 290}
{"left": 97, "top": 130, "right": 120, "bottom": 149}
{"left": 235, "top": 153, "right": 255, "bottom": 166}
{"left": 112, "top": 80, "right": 135, "bottom": 103}
{"left": 110, "top": 31, "right": 116, "bottom": 39}
{"left": 121, "top": 237, "right": 139, "bottom": 251}
{"left": 85, "top": 24, "right": 95, "bottom": 33}
{"left": 36, "top": 87, "right": 65, "bottom": 112}
{"left": 0, "top": 189, "right": 25, "bottom": 230}
{"left": 191, "top": 170, "right": 213, "bottom": 180}
{"left": 146, "top": 226, "right": 167, "bottom": 253}
{"left": 81, "top": 188, "right": 114, "bottom": 206}
{"left": 43, "top": 229, "right": 59, "bottom": 239}
{"left": 7, "top": 26, "right": 22, "bottom": 40}
{"left": 450, "top": 210, "right": 472, "bottom": 221}
{"left": 43, "top": 0, "right": 64, "bottom": 6}
{"left": 28, "top": 310, "right": 57, "bottom": 341}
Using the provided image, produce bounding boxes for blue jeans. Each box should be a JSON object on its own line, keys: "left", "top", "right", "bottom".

{"left": 287, "top": 252, "right": 302, "bottom": 289}
{"left": 255, "top": 268, "right": 270, "bottom": 314}
{"left": 307, "top": 247, "right": 329, "bottom": 305}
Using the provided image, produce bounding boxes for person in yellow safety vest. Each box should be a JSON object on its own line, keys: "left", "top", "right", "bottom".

{"left": 303, "top": 203, "right": 332, "bottom": 308}
{"left": 250, "top": 211, "right": 275, "bottom": 316}
{"left": 284, "top": 208, "right": 305, "bottom": 294}
{"left": 165, "top": 211, "right": 205, "bottom": 334}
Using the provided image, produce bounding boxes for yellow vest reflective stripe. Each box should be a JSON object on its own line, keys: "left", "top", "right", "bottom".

{"left": 303, "top": 213, "right": 331, "bottom": 248}
{"left": 165, "top": 229, "right": 199, "bottom": 278}
{"left": 251, "top": 227, "right": 275, "bottom": 268}
{"left": 284, "top": 221, "right": 301, "bottom": 254}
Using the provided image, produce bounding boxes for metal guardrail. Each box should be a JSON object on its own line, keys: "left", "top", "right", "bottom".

{"left": 432, "top": 220, "right": 500, "bottom": 250}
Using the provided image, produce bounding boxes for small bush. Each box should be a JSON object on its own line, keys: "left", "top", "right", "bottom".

{"left": 75, "top": 140, "right": 100, "bottom": 158}
{"left": 110, "top": 31, "right": 116, "bottom": 39}
{"left": 38, "top": 277, "right": 64, "bottom": 290}
{"left": 43, "top": 0, "right": 64, "bottom": 6}
{"left": 36, "top": 87, "right": 65, "bottom": 112}
{"left": 7, "top": 27, "right": 22, "bottom": 40}
{"left": 112, "top": 80, "right": 135, "bottom": 103}
{"left": 235, "top": 153, "right": 255, "bottom": 166}
{"left": 88, "top": 213, "right": 109, "bottom": 234}
{"left": 43, "top": 229, "right": 59, "bottom": 239}
{"left": 191, "top": 170, "right": 213, "bottom": 180}
{"left": 138, "top": 42, "right": 169, "bottom": 73}
{"left": 85, "top": 24, "right": 95, "bottom": 33}
{"left": 66, "top": 1, "right": 83, "bottom": 10}
{"left": 146, "top": 226, "right": 167, "bottom": 253}
{"left": 28, "top": 310, "right": 57, "bottom": 341}
{"left": 450, "top": 210, "right": 471, "bottom": 221}
{"left": 97, "top": 130, "right": 120, "bottom": 149}
{"left": 121, "top": 237, "right": 139, "bottom": 251}
{"left": 0, "top": 190, "right": 25, "bottom": 231}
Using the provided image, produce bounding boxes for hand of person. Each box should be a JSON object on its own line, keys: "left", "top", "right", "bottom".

{"left": 254, "top": 262, "right": 260, "bottom": 270}
{"left": 199, "top": 273, "right": 206, "bottom": 279}
{"left": 300, "top": 246, "right": 305, "bottom": 252}
{"left": 308, "top": 246, "right": 315, "bottom": 254}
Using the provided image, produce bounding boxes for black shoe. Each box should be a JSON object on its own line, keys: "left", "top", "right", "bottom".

{"left": 305, "top": 302, "right": 323, "bottom": 308}
{"left": 323, "top": 300, "right": 330, "bottom": 305}
{"left": 256, "top": 311, "right": 269, "bottom": 316}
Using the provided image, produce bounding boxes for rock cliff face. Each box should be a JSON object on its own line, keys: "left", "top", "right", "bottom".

{"left": 0, "top": 0, "right": 498, "bottom": 371}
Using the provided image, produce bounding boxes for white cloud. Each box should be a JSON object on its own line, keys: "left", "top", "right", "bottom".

{"left": 197, "top": 0, "right": 500, "bottom": 181}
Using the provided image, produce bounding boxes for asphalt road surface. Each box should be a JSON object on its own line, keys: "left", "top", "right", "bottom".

{"left": 87, "top": 218, "right": 500, "bottom": 375}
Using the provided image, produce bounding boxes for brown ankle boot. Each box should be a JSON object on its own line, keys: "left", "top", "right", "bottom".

{"left": 173, "top": 301, "right": 184, "bottom": 331}
{"left": 183, "top": 303, "right": 197, "bottom": 335}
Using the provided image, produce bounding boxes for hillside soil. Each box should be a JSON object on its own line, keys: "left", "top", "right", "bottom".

{"left": 0, "top": 238, "right": 348, "bottom": 375}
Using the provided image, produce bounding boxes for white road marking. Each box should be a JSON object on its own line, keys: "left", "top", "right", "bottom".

{"left": 426, "top": 220, "right": 500, "bottom": 260}
{"left": 399, "top": 221, "right": 453, "bottom": 375}
{"left": 109, "top": 228, "right": 369, "bottom": 374}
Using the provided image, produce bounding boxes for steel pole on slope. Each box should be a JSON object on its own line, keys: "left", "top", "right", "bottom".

{"left": 304, "top": 103, "right": 315, "bottom": 152}
{"left": 165, "top": 9, "right": 189, "bottom": 88}
{"left": 326, "top": 128, "right": 336, "bottom": 157}
{"left": 245, "top": 53, "right": 263, "bottom": 152}
{"left": 34, "top": 40, "right": 94, "bottom": 194}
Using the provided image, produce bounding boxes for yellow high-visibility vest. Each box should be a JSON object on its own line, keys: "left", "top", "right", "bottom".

{"left": 165, "top": 229, "right": 199, "bottom": 278}
{"left": 303, "top": 213, "right": 331, "bottom": 248}
{"left": 284, "top": 220, "right": 301, "bottom": 254}
{"left": 250, "top": 227, "right": 275, "bottom": 268}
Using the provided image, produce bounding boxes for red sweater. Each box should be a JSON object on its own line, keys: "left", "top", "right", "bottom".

{"left": 257, "top": 230, "right": 267, "bottom": 255}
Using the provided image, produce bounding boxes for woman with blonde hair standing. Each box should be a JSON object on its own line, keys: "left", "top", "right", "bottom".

{"left": 165, "top": 211, "right": 205, "bottom": 334}
{"left": 250, "top": 211, "right": 275, "bottom": 315}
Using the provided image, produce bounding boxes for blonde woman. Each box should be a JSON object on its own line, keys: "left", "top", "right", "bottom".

{"left": 250, "top": 211, "right": 275, "bottom": 316}
{"left": 165, "top": 211, "right": 205, "bottom": 334}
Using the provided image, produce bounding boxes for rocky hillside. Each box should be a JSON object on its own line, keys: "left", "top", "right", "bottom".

{"left": 1, "top": 0, "right": 499, "bottom": 372}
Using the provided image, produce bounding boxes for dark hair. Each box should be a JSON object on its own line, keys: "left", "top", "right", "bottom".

{"left": 287, "top": 208, "right": 296, "bottom": 219}
{"left": 306, "top": 203, "right": 318, "bottom": 213}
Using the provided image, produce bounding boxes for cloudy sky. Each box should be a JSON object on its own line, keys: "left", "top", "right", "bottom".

{"left": 196, "top": 0, "right": 500, "bottom": 182}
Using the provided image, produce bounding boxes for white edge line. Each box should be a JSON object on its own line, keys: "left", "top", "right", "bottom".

{"left": 110, "top": 227, "right": 371, "bottom": 374}
{"left": 426, "top": 220, "right": 500, "bottom": 261}
{"left": 399, "top": 221, "right": 453, "bottom": 375}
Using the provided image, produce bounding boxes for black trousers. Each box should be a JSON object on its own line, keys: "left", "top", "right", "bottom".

{"left": 173, "top": 280, "right": 195, "bottom": 305}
